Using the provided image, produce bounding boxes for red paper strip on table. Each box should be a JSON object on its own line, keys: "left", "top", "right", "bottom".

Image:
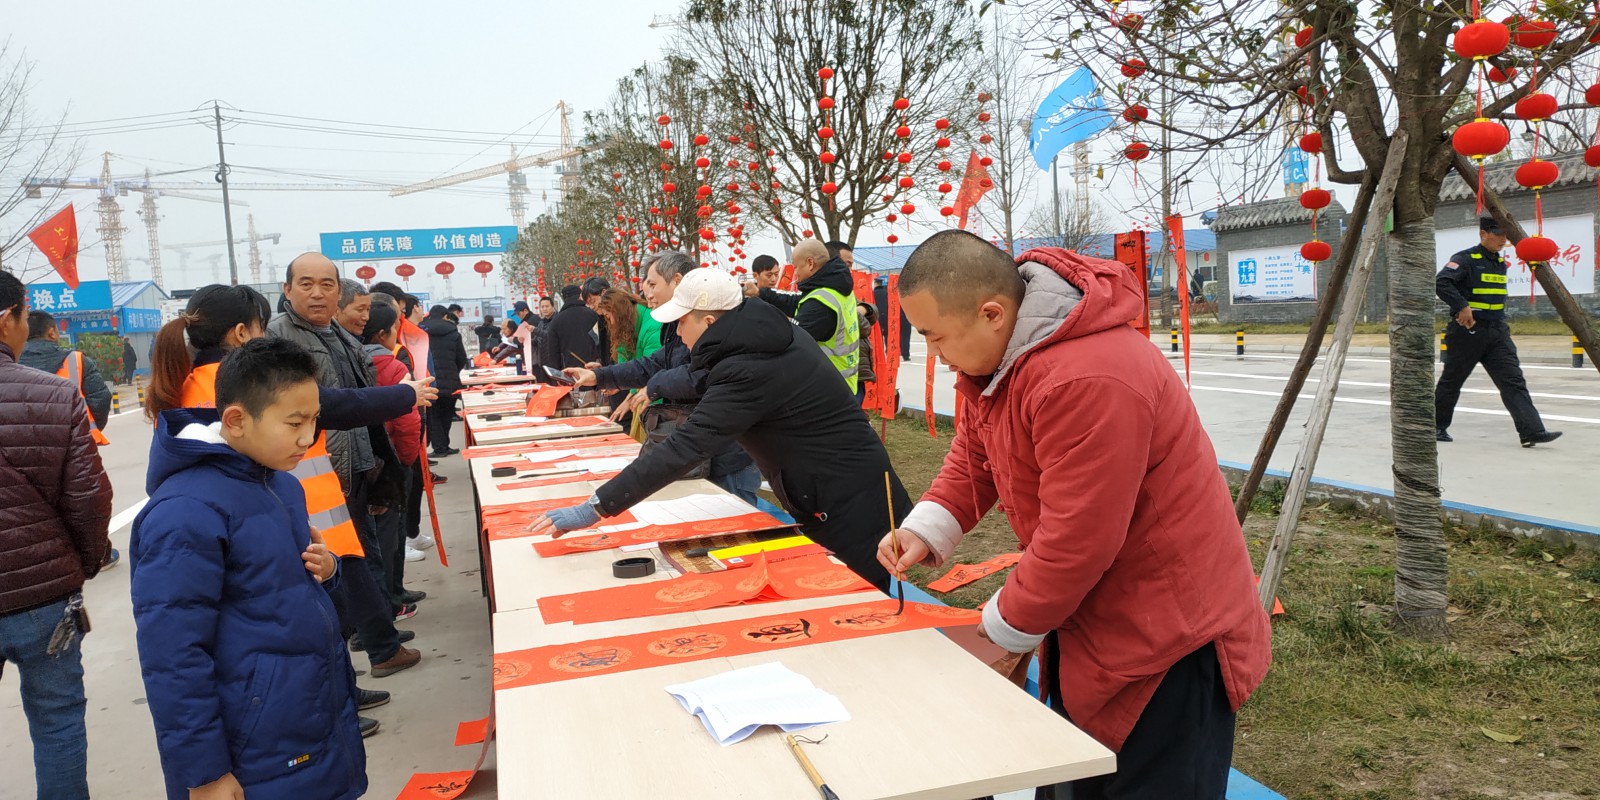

{"left": 533, "top": 510, "right": 792, "bottom": 557}
{"left": 483, "top": 505, "right": 634, "bottom": 541}
{"left": 472, "top": 415, "right": 611, "bottom": 434}
{"left": 465, "top": 434, "right": 640, "bottom": 460}
{"left": 489, "top": 444, "right": 639, "bottom": 471}
{"left": 927, "top": 553, "right": 1022, "bottom": 592}
{"left": 525, "top": 384, "right": 575, "bottom": 416}
{"left": 494, "top": 599, "right": 978, "bottom": 690}
{"left": 453, "top": 717, "right": 490, "bottom": 747}
{"left": 925, "top": 344, "right": 937, "bottom": 437}
{"left": 498, "top": 470, "right": 622, "bottom": 491}
{"left": 538, "top": 552, "right": 872, "bottom": 624}
{"left": 394, "top": 712, "right": 494, "bottom": 800}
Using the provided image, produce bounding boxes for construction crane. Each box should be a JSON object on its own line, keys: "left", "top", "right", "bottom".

{"left": 164, "top": 226, "right": 281, "bottom": 288}
{"left": 388, "top": 101, "right": 590, "bottom": 229}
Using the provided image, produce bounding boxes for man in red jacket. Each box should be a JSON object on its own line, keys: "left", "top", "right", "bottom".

{"left": 880, "top": 231, "right": 1271, "bottom": 799}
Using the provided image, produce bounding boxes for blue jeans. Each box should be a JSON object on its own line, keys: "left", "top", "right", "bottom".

{"left": 710, "top": 462, "right": 762, "bottom": 506}
{"left": 0, "top": 597, "right": 90, "bottom": 800}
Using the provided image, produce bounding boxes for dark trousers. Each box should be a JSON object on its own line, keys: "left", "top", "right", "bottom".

{"left": 1035, "top": 641, "right": 1235, "bottom": 800}
{"left": 1435, "top": 321, "right": 1545, "bottom": 437}
{"left": 329, "top": 480, "right": 402, "bottom": 664}
{"left": 405, "top": 459, "right": 424, "bottom": 540}
{"left": 429, "top": 391, "right": 459, "bottom": 452}
{"left": 372, "top": 469, "right": 411, "bottom": 610}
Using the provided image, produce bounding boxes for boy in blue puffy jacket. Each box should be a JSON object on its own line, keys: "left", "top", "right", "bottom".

{"left": 131, "top": 338, "right": 365, "bottom": 800}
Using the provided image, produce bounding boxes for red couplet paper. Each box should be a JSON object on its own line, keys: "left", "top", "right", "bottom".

{"left": 473, "top": 415, "right": 610, "bottom": 434}
{"left": 463, "top": 433, "right": 639, "bottom": 460}
{"left": 483, "top": 504, "right": 637, "bottom": 542}
{"left": 453, "top": 717, "right": 490, "bottom": 747}
{"left": 493, "top": 599, "right": 979, "bottom": 691}
{"left": 498, "top": 470, "right": 622, "bottom": 491}
{"left": 538, "top": 552, "right": 872, "bottom": 625}
{"left": 926, "top": 553, "right": 1022, "bottom": 592}
{"left": 532, "top": 511, "right": 792, "bottom": 557}
{"left": 395, "top": 713, "right": 494, "bottom": 800}
{"left": 525, "top": 384, "right": 575, "bottom": 416}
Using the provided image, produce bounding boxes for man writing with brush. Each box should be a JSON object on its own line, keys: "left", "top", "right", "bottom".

{"left": 530, "top": 268, "right": 908, "bottom": 591}
{"left": 877, "top": 230, "right": 1271, "bottom": 799}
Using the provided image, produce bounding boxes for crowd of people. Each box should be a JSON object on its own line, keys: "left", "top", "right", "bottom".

{"left": 2, "top": 230, "right": 1280, "bottom": 800}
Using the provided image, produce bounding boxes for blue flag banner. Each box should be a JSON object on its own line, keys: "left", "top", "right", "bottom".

{"left": 1030, "top": 67, "right": 1115, "bottom": 170}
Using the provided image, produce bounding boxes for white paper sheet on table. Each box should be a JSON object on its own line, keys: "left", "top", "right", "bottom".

{"left": 515, "top": 449, "right": 579, "bottom": 464}
{"left": 485, "top": 414, "right": 547, "bottom": 425}
{"left": 665, "top": 662, "right": 849, "bottom": 745}
{"left": 631, "top": 493, "right": 760, "bottom": 525}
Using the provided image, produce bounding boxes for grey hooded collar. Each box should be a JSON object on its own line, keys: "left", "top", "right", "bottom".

{"left": 980, "top": 262, "right": 1084, "bottom": 398}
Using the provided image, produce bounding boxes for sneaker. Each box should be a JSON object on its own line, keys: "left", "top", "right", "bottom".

{"left": 430, "top": 473, "right": 449, "bottom": 485}
{"left": 1521, "top": 430, "right": 1562, "bottom": 447}
{"left": 102, "top": 548, "right": 121, "bottom": 570}
{"left": 357, "top": 688, "right": 391, "bottom": 710}
{"left": 359, "top": 716, "right": 381, "bottom": 737}
{"left": 1436, "top": 428, "right": 1452, "bottom": 442}
{"left": 394, "top": 603, "right": 419, "bottom": 621}
{"left": 371, "top": 646, "right": 422, "bottom": 678}
{"left": 413, "top": 534, "right": 435, "bottom": 551}
{"left": 405, "top": 544, "right": 425, "bottom": 563}
{"left": 400, "top": 589, "right": 428, "bottom": 604}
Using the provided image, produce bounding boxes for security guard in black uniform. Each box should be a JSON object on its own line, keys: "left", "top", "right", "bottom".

{"left": 1435, "top": 216, "right": 1561, "bottom": 447}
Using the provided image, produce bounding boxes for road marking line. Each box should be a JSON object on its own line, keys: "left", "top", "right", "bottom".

{"left": 1180, "top": 369, "right": 1600, "bottom": 403}
{"left": 1187, "top": 384, "right": 1600, "bottom": 424}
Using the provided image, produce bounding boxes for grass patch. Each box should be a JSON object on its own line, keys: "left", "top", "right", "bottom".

{"left": 880, "top": 413, "right": 1600, "bottom": 799}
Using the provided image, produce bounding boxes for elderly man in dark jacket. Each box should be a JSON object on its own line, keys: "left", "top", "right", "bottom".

{"left": 565, "top": 252, "right": 759, "bottom": 502}
{"left": 20, "top": 311, "right": 113, "bottom": 429}
{"left": 420, "top": 305, "right": 468, "bottom": 455}
{"left": 535, "top": 268, "right": 909, "bottom": 590}
{"left": 0, "top": 269, "right": 113, "bottom": 800}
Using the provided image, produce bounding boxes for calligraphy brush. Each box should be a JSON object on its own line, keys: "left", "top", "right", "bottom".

{"left": 885, "top": 472, "right": 904, "bottom": 615}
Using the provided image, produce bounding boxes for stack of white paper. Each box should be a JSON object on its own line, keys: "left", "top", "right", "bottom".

{"left": 632, "top": 493, "right": 760, "bottom": 525}
{"left": 665, "top": 662, "right": 849, "bottom": 745}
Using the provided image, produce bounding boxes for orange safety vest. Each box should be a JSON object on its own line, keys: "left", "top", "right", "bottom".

{"left": 57, "top": 351, "right": 110, "bottom": 446}
{"left": 180, "top": 362, "right": 365, "bottom": 558}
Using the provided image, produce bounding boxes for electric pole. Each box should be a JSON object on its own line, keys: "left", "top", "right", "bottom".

{"left": 213, "top": 102, "right": 239, "bottom": 285}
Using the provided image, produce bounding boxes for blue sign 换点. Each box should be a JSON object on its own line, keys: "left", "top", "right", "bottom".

{"left": 319, "top": 226, "right": 518, "bottom": 261}
{"left": 120, "top": 307, "right": 163, "bottom": 333}
{"left": 1029, "top": 67, "right": 1115, "bottom": 170}
{"left": 25, "top": 280, "right": 113, "bottom": 314}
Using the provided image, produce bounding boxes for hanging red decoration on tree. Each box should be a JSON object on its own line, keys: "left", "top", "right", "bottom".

{"left": 1515, "top": 159, "right": 1559, "bottom": 190}
{"left": 1514, "top": 92, "right": 1558, "bottom": 121}
{"left": 1453, "top": 19, "right": 1511, "bottom": 60}
{"left": 1299, "top": 132, "right": 1323, "bottom": 153}
{"left": 1509, "top": 16, "right": 1557, "bottom": 49}
{"left": 1124, "top": 142, "right": 1151, "bottom": 160}
{"left": 1301, "top": 240, "right": 1333, "bottom": 262}
{"left": 1516, "top": 235, "right": 1559, "bottom": 262}
{"left": 1298, "top": 188, "right": 1332, "bottom": 210}
{"left": 1120, "top": 58, "right": 1147, "bottom": 78}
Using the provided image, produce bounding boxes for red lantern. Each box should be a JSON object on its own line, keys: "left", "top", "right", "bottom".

{"left": 696, "top": 185, "right": 712, "bottom": 198}
{"left": 886, "top": 214, "right": 898, "bottom": 223}
{"left": 395, "top": 263, "right": 415, "bottom": 284}
{"left": 1516, "top": 159, "right": 1560, "bottom": 189}
{"left": 1510, "top": 17, "right": 1557, "bottom": 49}
{"left": 894, "top": 97, "right": 910, "bottom": 110}
{"left": 940, "top": 206, "right": 955, "bottom": 217}
{"left": 695, "top": 156, "right": 710, "bottom": 168}
{"left": 1121, "top": 58, "right": 1147, "bottom": 78}
{"left": 1299, "top": 188, "right": 1332, "bottom": 210}
{"left": 691, "top": 133, "right": 708, "bottom": 146}
{"left": 1123, "top": 104, "right": 1149, "bottom": 122}
{"left": 1516, "top": 235, "right": 1560, "bottom": 263}
{"left": 435, "top": 261, "right": 454, "bottom": 277}
{"left": 1125, "top": 142, "right": 1151, "bottom": 161}
{"left": 887, "top": 234, "right": 899, "bottom": 244}
{"left": 818, "top": 127, "right": 834, "bottom": 140}
{"left": 1119, "top": 13, "right": 1144, "bottom": 33}
{"left": 979, "top": 133, "right": 993, "bottom": 145}
{"left": 819, "top": 97, "right": 835, "bottom": 110}
{"left": 977, "top": 112, "right": 992, "bottom": 123}
{"left": 355, "top": 265, "right": 376, "bottom": 284}
{"left": 662, "top": 182, "right": 677, "bottom": 193}
{"left": 898, "top": 176, "right": 914, "bottom": 189}
{"left": 936, "top": 136, "right": 952, "bottom": 148}
{"left": 937, "top": 160, "right": 952, "bottom": 171}
{"left": 979, "top": 156, "right": 994, "bottom": 167}
{"left": 727, "top": 134, "right": 741, "bottom": 144}
{"left": 1295, "top": 85, "right": 1313, "bottom": 105}
{"left": 897, "top": 152, "right": 912, "bottom": 164}
{"left": 1452, "top": 119, "right": 1510, "bottom": 159}
{"left": 1301, "top": 241, "right": 1333, "bottom": 262}
{"left": 1453, "top": 20, "right": 1511, "bottom": 60}
{"left": 1488, "top": 66, "right": 1518, "bottom": 83}
{"left": 938, "top": 182, "right": 953, "bottom": 193}
{"left": 935, "top": 118, "right": 951, "bottom": 130}
{"left": 1586, "top": 84, "right": 1600, "bottom": 106}
{"left": 900, "top": 203, "right": 915, "bottom": 215}
{"left": 1515, "top": 92, "right": 1558, "bottom": 121}
{"left": 818, "top": 67, "right": 834, "bottom": 80}
{"left": 660, "top": 139, "right": 674, "bottom": 150}
{"left": 1300, "top": 132, "right": 1324, "bottom": 153}
{"left": 821, "top": 181, "right": 838, "bottom": 194}
{"left": 1294, "top": 27, "right": 1314, "bottom": 48}
{"left": 1586, "top": 145, "right": 1600, "bottom": 168}
{"left": 895, "top": 125, "right": 911, "bottom": 138}
{"left": 473, "top": 260, "right": 493, "bottom": 284}
{"left": 657, "top": 114, "right": 672, "bottom": 125}
{"left": 820, "top": 152, "right": 836, "bottom": 165}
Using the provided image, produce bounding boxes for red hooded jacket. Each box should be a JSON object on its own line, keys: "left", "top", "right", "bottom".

{"left": 911, "top": 247, "right": 1271, "bottom": 751}
{"left": 368, "top": 349, "right": 421, "bottom": 466}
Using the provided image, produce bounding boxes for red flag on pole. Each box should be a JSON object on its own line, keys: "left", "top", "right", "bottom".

{"left": 953, "top": 152, "right": 995, "bottom": 230}
{"left": 27, "top": 205, "right": 81, "bottom": 289}
{"left": 1165, "top": 215, "right": 1192, "bottom": 388}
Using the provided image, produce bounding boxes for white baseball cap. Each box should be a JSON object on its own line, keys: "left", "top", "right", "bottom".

{"left": 651, "top": 268, "right": 743, "bottom": 323}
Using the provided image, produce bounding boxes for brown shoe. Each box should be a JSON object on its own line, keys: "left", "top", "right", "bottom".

{"left": 370, "top": 646, "right": 421, "bottom": 678}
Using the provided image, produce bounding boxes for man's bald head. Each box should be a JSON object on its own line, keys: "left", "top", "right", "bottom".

{"left": 900, "top": 230, "right": 1024, "bottom": 317}
{"left": 791, "top": 239, "right": 830, "bottom": 282}
{"left": 285, "top": 252, "right": 339, "bottom": 285}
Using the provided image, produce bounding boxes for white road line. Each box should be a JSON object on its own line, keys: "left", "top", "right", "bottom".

{"left": 1182, "top": 350, "right": 1593, "bottom": 373}
{"left": 1180, "top": 369, "right": 1600, "bottom": 403}
{"left": 109, "top": 498, "right": 148, "bottom": 533}
{"left": 1188, "top": 384, "right": 1600, "bottom": 424}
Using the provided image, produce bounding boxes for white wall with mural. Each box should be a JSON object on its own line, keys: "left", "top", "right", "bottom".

{"left": 1229, "top": 245, "right": 1318, "bottom": 303}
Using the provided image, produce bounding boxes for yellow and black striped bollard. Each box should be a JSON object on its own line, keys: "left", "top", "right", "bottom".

{"left": 112, "top": 391, "right": 121, "bottom": 415}
{"left": 137, "top": 384, "right": 145, "bottom": 406}
{"left": 1574, "top": 336, "right": 1584, "bottom": 369}
{"left": 1235, "top": 329, "right": 1245, "bottom": 357}
{"left": 1170, "top": 327, "right": 1179, "bottom": 353}
{"left": 1440, "top": 329, "right": 1447, "bottom": 364}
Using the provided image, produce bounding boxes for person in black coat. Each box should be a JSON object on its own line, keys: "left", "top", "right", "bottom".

{"left": 539, "top": 285, "right": 602, "bottom": 375}
{"left": 751, "top": 239, "right": 855, "bottom": 344}
{"left": 532, "top": 269, "right": 910, "bottom": 591}
{"left": 420, "top": 305, "right": 468, "bottom": 454}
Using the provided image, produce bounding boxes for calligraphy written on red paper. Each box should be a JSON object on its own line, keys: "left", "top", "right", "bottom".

{"left": 532, "top": 511, "right": 792, "bottom": 557}
{"left": 927, "top": 553, "right": 1022, "bottom": 593}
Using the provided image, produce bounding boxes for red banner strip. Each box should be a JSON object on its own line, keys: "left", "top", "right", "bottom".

{"left": 532, "top": 511, "right": 792, "bottom": 557}
{"left": 926, "top": 553, "right": 1021, "bottom": 592}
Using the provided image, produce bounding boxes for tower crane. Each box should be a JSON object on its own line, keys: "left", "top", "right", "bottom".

{"left": 164, "top": 226, "right": 281, "bottom": 288}
{"left": 388, "top": 101, "right": 592, "bottom": 229}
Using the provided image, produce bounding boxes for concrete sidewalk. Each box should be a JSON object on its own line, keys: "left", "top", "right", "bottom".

{"left": 1151, "top": 332, "right": 1588, "bottom": 365}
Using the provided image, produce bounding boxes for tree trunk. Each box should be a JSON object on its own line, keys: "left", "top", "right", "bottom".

{"left": 1387, "top": 217, "right": 1449, "bottom": 639}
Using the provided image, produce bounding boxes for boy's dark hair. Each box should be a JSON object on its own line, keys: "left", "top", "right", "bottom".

{"left": 369, "top": 281, "right": 407, "bottom": 305}
{"left": 27, "top": 310, "right": 55, "bottom": 340}
{"left": 428, "top": 304, "right": 448, "bottom": 318}
{"left": 825, "top": 240, "right": 852, "bottom": 260}
{"left": 403, "top": 295, "right": 421, "bottom": 316}
{"left": 216, "top": 338, "right": 319, "bottom": 420}
{"left": 751, "top": 254, "right": 779, "bottom": 273}
{"left": 362, "top": 301, "right": 399, "bottom": 345}
{"left": 0, "top": 270, "right": 23, "bottom": 317}
{"left": 900, "top": 229, "right": 1025, "bottom": 315}
{"left": 447, "top": 303, "right": 463, "bottom": 314}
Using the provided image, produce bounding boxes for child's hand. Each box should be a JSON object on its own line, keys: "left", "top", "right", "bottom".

{"left": 303, "top": 527, "right": 336, "bottom": 583}
{"left": 189, "top": 772, "right": 244, "bottom": 800}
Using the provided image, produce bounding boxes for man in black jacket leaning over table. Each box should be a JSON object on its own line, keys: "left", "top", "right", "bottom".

{"left": 531, "top": 268, "right": 909, "bottom": 591}
{"left": 420, "top": 304, "right": 467, "bottom": 455}
{"left": 540, "top": 284, "right": 603, "bottom": 375}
